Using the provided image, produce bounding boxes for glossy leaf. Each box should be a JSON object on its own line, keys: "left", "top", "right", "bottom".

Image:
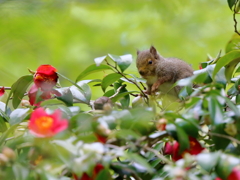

{"left": 9, "top": 108, "right": 30, "bottom": 126}
{"left": 175, "top": 124, "right": 190, "bottom": 153}
{"left": 196, "top": 152, "right": 220, "bottom": 172}
{"left": 76, "top": 64, "right": 113, "bottom": 82}
{"left": 176, "top": 118, "right": 199, "bottom": 138}
{"left": 95, "top": 169, "right": 112, "bottom": 180}
{"left": 101, "top": 73, "right": 122, "bottom": 92}
{"left": 56, "top": 88, "right": 73, "bottom": 106}
{"left": 212, "top": 50, "right": 240, "bottom": 82}
{"left": 227, "top": 0, "right": 237, "bottom": 10}
{"left": 212, "top": 123, "right": 231, "bottom": 150}
{"left": 125, "top": 152, "right": 154, "bottom": 173}
{"left": 0, "top": 116, "right": 7, "bottom": 132}
{"left": 7, "top": 75, "right": 33, "bottom": 109}
{"left": 215, "top": 154, "right": 240, "bottom": 179}
{"left": 206, "top": 96, "right": 224, "bottom": 125}
{"left": 114, "top": 82, "right": 129, "bottom": 108}
{"left": 108, "top": 54, "right": 132, "bottom": 72}
{"left": 94, "top": 55, "right": 107, "bottom": 66}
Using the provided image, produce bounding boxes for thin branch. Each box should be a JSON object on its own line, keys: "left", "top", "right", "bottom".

{"left": 143, "top": 146, "right": 173, "bottom": 165}
{"left": 233, "top": 0, "right": 240, "bottom": 35}
{"left": 0, "top": 87, "right": 11, "bottom": 90}
{"left": 208, "top": 132, "right": 240, "bottom": 145}
{"left": 109, "top": 84, "right": 127, "bottom": 99}
{"left": 105, "top": 59, "right": 149, "bottom": 104}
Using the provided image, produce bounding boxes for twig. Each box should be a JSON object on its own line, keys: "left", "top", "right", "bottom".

{"left": 233, "top": 0, "right": 240, "bottom": 35}
{"left": 208, "top": 132, "right": 240, "bottom": 145}
{"left": 105, "top": 59, "right": 149, "bottom": 104}
{"left": 0, "top": 87, "right": 11, "bottom": 90}
{"left": 144, "top": 146, "right": 173, "bottom": 165}
{"left": 109, "top": 84, "right": 127, "bottom": 99}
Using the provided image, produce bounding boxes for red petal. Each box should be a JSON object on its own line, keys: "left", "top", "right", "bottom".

{"left": 187, "top": 137, "right": 204, "bottom": 155}
{"left": 95, "top": 133, "right": 107, "bottom": 144}
{"left": 228, "top": 167, "right": 240, "bottom": 180}
{"left": 36, "top": 65, "right": 57, "bottom": 75}
{"left": 0, "top": 87, "right": 5, "bottom": 96}
{"left": 164, "top": 142, "right": 174, "bottom": 155}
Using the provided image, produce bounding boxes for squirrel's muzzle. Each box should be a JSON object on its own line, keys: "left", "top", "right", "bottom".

{"left": 139, "top": 70, "right": 145, "bottom": 76}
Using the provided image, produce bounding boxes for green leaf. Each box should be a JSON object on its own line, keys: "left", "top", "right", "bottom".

{"left": 115, "top": 129, "right": 141, "bottom": 140}
{"left": 69, "top": 81, "right": 92, "bottom": 105}
{"left": 77, "top": 81, "right": 91, "bottom": 103}
{"left": 114, "top": 82, "right": 130, "bottom": 108}
{"left": 227, "top": 0, "right": 237, "bottom": 10}
{"left": 212, "top": 123, "right": 231, "bottom": 150}
{"left": 110, "top": 91, "right": 138, "bottom": 102}
{"left": 108, "top": 54, "right": 132, "bottom": 72}
{"left": 9, "top": 108, "right": 30, "bottom": 126}
{"left": 125, "top": 152, "right": 154, "bottom": 173}
{"left": 56, "top": 88, "right": 73, "bottom": 106}
{"left": 225, "top": 34, "right": 240, "bottom": 53}
{"left": 0, "top": 124, "right": 18, "bottom": 149}
{"left": 206, "top": 64, "right": 227, "bottom": 85}
{"left": 212, "top": 50, "right": 240, "bottom": 82}
{"left": 76, "top": 64, "right": 113, "bottom": 82}
{"left": 13, "top": 163, "right": 29, "bottom": 180}
{"left": 94, "top": 55, "right": 107, "bottom": 66}
{"left": 95, "top": 169, "right": 112, "bottom": 180}
{"left": 206, "top": 95, "right": 224, "bottom": 125}
{"left": 175, "top": 124, "right": 190, "bottom": 153}
{"left": 103, "top": 89, "right": 115, "bottom": 97}
{"left": 40, "top": 98, "right": 65, "bottom": 106}
{"left": 7, "top": 75, "right": 33, "bottom": 109}
{"left": 176, "top": 118, "right": 199, "bottom": 138}
{"left": 101, "top": 73, "right": 122, "bottom": 92}
{"left": 0, "top": 116, "right": 7, "bottom": 132}
{"left": 196, "top": 152, "right": 220, "bottom": 172}
{"left": 215, "top": 154, "right": 240, "bottom": 179}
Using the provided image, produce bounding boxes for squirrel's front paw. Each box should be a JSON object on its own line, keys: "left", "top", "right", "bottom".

{"left": 151, "top": 83, "right": 160, "bottom": 94}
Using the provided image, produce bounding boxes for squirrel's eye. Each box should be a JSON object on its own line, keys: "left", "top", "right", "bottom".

{"left": 148, "top": 60, "right": 152, "bottom": 64}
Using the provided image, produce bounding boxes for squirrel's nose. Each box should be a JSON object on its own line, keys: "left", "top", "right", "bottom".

{"left": 139, "top": 70, "right": 145, "bottom": 76}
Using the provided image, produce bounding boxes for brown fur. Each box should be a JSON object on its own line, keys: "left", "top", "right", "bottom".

{"left": 136, "top": 46, "right": 193, "bottom": 96}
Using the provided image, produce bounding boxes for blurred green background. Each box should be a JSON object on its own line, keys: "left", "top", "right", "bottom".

{"left": 0, "top": 0, "right": 234, "bottom": 97}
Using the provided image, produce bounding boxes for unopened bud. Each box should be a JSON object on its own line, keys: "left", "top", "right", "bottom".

{"left": 156, "top": 118, "right": 167, "bottom": 131}
{"left": 2, "top": 147, "right": 15, "bottom": 160}
{"left": 21, "top": 99, "right": 30, "bottom": 107}
{"left": 94, "top": 96, "right": 113, "bottom": 110}
{"left": 173, "top": 168, "right": 186, "bottom": 180}
{"left": 103, "top": 103, "right": 112, "bottom": 113}
{"left": 225, "top": 123, "right": 237, "bottom": 136}
{"left": 0, "top": 154, "right": 9, "bottom": 166}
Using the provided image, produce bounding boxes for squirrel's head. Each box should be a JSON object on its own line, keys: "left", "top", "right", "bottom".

{"left": 136, "top": 46, "right": 161, "bottom": 78}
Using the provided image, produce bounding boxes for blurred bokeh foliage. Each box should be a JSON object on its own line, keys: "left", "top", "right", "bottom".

{"left": 0, "top": 0, "right": 233, "bottom": 90}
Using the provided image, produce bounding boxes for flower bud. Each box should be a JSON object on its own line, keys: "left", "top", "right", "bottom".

{"left": 94, "top": 96, "right": 113, "bottom": 110}
{"left": 21, "top": 99, "right": 31, "bottom": 107}
{"left": 156, "top": 118, "right": 167, "bottom": 131}
{"left": 2, "top": 147, "right": 15, "bottom": 160}
{"left": 0, "top": 154, "right": 9, "bottom": 166}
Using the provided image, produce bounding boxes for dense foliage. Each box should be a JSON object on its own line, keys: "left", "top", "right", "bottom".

{"left": 1, "top": 0, "right": 240, "bottom": 180}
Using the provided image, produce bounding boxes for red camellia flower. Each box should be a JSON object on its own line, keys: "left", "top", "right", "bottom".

{"left": 0, "top": 87, "right": 5, "bottom": 96}
{"left": 28, "top": 108, "right": 68, "bottom": 138}
{"left": 34, "top": 65, "right": 58, "bottom": 91}
{"left": 73, "top": 164, "right": 104, "bottom": 180}
{"left": 28, "top": 84, "right": 61, "bottom": 106}
{"left": 164, "top": 137, "right": 204, "bottom": 161}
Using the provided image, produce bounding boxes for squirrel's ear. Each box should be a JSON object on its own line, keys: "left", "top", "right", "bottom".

{"left": 150, "top": 46, "right": 158, "bottom": 59}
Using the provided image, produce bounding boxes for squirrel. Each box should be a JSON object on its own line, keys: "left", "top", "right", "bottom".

{"left": 136, "top": 46, "right": 194, "bottom": 97}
